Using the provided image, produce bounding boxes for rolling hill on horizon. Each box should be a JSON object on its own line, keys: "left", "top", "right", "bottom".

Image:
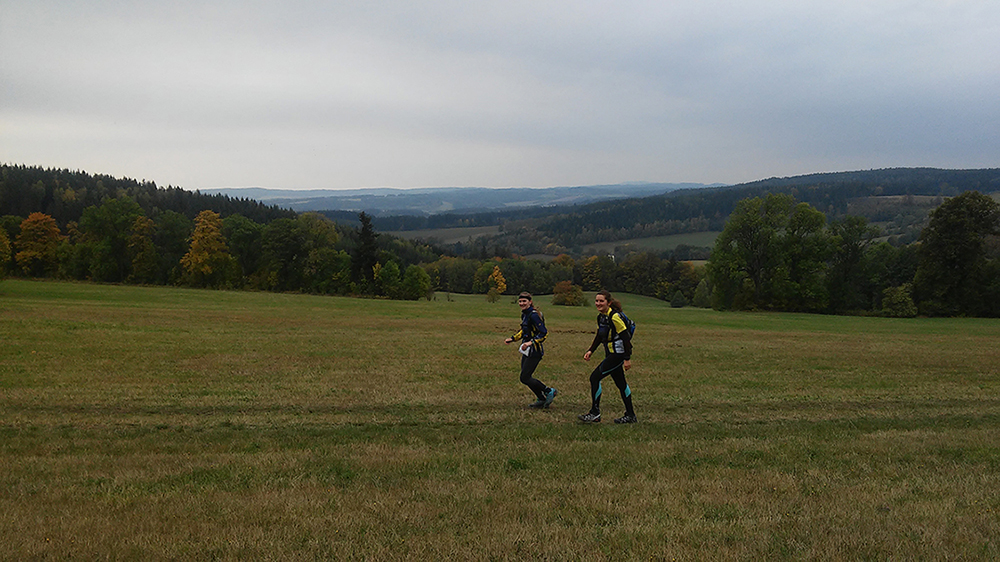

{"left": 200, "top": 182, "right": 724, "bottom": 216}
{"left": 347, "top": 167, "right": 1000, "bottom": 257}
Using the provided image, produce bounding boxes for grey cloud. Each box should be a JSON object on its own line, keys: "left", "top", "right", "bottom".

{"left": 2, "top": 0, "right": 998, "bottom": 189}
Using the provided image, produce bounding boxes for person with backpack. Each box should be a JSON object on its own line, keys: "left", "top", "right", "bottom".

{"left": 505, "top": 292, "right": 558, "bottom": 409}
{"left": 578, "top": 289, "right": 637, "bottom": 424}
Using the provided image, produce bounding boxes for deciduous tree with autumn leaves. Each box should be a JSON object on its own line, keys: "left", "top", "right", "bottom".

{"left": 180, "top": 210, "right": 239, "bottom": 288}
{"left": 15, "top": 212, "right": 63, "bottom": 277}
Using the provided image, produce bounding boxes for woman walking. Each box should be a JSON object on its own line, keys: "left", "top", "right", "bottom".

{"left": 505, "top": 292, "right": 558, "bottom": 409}
{"left": 578, "top": 290, "right": 637, "bottom": 424}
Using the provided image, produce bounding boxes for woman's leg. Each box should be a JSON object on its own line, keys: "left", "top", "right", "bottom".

{"left": 519, "top": 354, "right": 547, "bottom": 399}
{"left": 608, "top": 367, "right": 635, "bottom": 417}
{"left": 587, "top": 363, "right": 605, "bottom": 414}
{"left": 588, "top": 357, "right": 624, "bottom": 414}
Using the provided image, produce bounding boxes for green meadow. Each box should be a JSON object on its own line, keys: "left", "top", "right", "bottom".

{"left": 582, "top": 231, "right": 722, "bottom": 254}
{"left": 384, "top": 225, "right": 501, "bottom": 245}
{"left": 2, "top": 279, "right": 999, "bottom": 560}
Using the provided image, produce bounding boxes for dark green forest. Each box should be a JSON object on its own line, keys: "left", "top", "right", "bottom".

{"left": 0, "top": 164, "right": 296, "bottom": 225}
{"left": 3, "top": 164, "right": 999, "bottom": 316}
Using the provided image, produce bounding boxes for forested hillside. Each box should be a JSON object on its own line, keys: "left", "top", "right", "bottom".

{"left": 1, "top": 164, "right": 296, "bottom": 225}
{"left": 3, "top": 164, "right": 998, "bottom": 317}
{"left": 0, "top": 165, "right": 440, "bottom": 296}
{"left": 457, "top": 168, "right": 1000, "bottom": 256}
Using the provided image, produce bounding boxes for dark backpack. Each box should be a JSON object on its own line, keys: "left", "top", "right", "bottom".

{"left": 611, "top": 311, "right": 636, "bottom": 338}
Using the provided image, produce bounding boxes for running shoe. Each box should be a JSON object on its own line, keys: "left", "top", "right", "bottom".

{"left": 543, "top": 388, "right": 558, "bottom": 408}
{"left": 614, "top": 414, "right": 638, "bottom": 424}
{"left": 528, "top": 397, "right": 546, "bottom": 409}
{"left": 578, "top": 412, "right": 601, "bottom": 423}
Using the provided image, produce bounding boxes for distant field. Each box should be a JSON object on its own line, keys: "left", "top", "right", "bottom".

{"left": 385, "top": 227, "right": 720, "bottom": 256}
{"left": 2, "top": 280, "right": 1000, "bottom": 559}
{"left": 583, "top": 231, "right": 721, "bottom": 254}
{"left": 385, "top": 225, "right": 500, "bottom": 245}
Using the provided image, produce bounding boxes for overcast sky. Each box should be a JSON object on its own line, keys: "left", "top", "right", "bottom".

{"left": 2, "top": 1, "right": 998, "bottom": 190}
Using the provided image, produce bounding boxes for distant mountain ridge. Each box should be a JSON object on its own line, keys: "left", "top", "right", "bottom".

{"left": 200, "top": 182, "right": 725, "bottom": 216}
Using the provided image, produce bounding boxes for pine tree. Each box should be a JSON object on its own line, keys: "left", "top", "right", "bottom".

{"left": 353, "top": 212, "right": 380, "bottom": 293}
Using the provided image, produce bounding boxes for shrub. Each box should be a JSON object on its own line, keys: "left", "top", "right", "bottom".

{"left": 882, "top": 284, "right": 917, "bottom": 318}
{"left": 552, "top": 280, "right": 585, "bottom": 306}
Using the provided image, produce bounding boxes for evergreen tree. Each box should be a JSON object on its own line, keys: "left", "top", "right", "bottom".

{"left": 671, "top": 290, "right": 688, "bottom": 308}
{"left": 352, "top": 212, "right": 380, "bottom": 293}
{"left": 692, "top": 279, "right": 712, "bottom": 308}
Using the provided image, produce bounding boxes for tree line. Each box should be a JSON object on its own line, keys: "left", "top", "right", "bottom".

{"left": 3, "top": 164, "right": 999, "bottom": 316}
{"left": 0, "top": 165, "right": 707, "bottom": 302}
{"left": 706, "top": 191, "right": 1000, "bottom": 317}
{"left": 1, "top": 164, "right": 295, "bottom": 226}
{"left": 1, "top": 202, "right": 441, "bottom": 299}
{"left": 0, "top": 199, "right": 701, "bottom": 304}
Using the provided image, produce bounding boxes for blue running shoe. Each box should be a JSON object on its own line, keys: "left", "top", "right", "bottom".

{"left": 543, "top": 388, "right": 558, "bottom": 408}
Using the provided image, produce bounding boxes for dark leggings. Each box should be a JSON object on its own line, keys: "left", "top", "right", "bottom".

{"left": 520, "top": 353, "right": 548, "bottom": 399}
{"left": 588, "top": 355, "right": 634, "bottom": 415}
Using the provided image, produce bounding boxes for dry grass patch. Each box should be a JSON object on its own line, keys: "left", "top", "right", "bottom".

{"left": 2, "top": 280, "right": 1000, "bottom": 559}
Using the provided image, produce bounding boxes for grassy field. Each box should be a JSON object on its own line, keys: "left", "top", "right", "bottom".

{"left": 2, "top": 279, "right": 999, "bottom": 560}
{"left": 583, "top": 231, "right": 722, "bottom": 254}
{"left": 384, "top": 225, "right": 501, "bottom": 245}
